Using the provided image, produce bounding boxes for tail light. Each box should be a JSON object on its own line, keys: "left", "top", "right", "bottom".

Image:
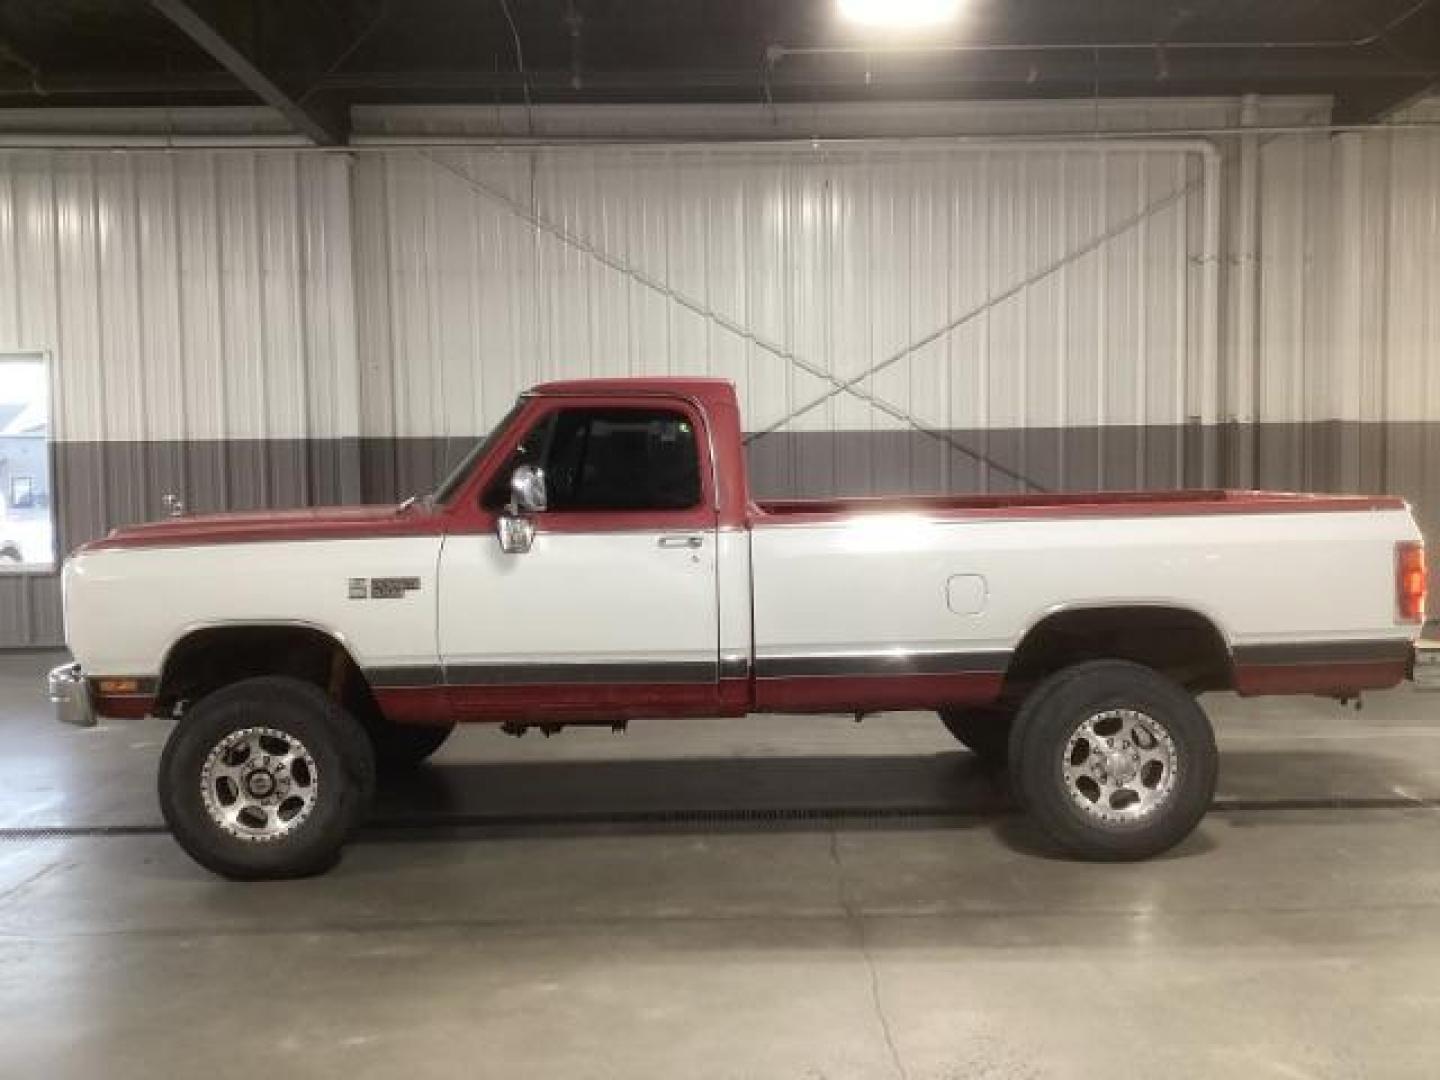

{"left": 1397, "top": 542, "right": 1427, "bottom": 622}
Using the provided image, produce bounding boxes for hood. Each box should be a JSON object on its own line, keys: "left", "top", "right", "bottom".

{"left": 82, "top": 502, "right": 442, "bottom": 552}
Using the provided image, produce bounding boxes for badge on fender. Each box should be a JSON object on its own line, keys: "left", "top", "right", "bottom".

{"left": 348, "top": 577, "right": 421, "bottom": 600}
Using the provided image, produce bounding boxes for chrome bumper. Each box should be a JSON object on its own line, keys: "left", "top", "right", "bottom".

{"left": 47, "top": 662, "right": 96, "bottom": 728}
{"left": 1415, "top": 640, "right": 1440, "bottom": 692}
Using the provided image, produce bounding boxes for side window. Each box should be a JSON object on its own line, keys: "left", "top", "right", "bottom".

{"left": 486, "top": 407, "right": 701, "bottom": 513}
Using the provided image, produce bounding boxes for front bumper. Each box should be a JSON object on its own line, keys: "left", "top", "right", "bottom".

{"left": 1415, "top": 640, "right": 1440, "bottom": 692}
{"left": 47, "top": 662, "right": 96, "bottom": 728}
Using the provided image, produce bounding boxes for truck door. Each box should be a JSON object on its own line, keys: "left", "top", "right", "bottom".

{"left": 436, "top": 396, "right": 722, "bottom": 718}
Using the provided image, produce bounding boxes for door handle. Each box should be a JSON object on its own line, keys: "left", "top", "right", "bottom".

{"left": 657, "top": 534, "right": 704, "bottom": 549}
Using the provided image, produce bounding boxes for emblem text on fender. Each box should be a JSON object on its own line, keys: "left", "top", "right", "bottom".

{"left": 348, "top": 577, "right": 422, "bottom": 600}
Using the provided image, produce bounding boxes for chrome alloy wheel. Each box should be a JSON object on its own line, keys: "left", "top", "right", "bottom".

{"left": 1062, "top": 709, "right": 1178, "bottom": 824}
{"left": 200, "top": 727, "right": 319, "bottom": 842}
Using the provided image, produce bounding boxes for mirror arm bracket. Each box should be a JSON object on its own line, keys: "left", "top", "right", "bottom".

{"left": 497, "top": 464, "right": 547, "bottom": 554}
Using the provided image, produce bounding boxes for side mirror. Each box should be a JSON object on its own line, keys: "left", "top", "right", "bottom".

{"left": 497, "top": 513, "right": 535, "bottom": 555}
{"left": 509, "top": 465, "right": 547, "bottom": 513}
{"left": 497, "top": 465, "right": 546, "bottom": 554}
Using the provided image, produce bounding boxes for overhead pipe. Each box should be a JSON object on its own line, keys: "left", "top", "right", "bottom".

{"left": 1229, "top": 94, "right": 1262, "bottom": 436}
{"left": 0, "top": 132, "right": 312, "bottom": 147}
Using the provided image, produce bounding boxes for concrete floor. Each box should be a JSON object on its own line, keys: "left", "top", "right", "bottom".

{"left": 2, "top": 652, "right": 1439, "bottom": 1079}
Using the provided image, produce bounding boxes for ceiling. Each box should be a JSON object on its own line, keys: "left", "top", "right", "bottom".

{"left": 0, "top": 0, "right": 1437, "bottom": 144}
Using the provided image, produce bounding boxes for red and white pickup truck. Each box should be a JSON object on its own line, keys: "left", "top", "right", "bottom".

{"left": 49, "top": 377, "right": 1434, "bottom": 879}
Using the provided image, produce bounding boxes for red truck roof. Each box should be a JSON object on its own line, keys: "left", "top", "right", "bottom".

{"left": 531, "top": 377, "right": 739, "bottom": 412}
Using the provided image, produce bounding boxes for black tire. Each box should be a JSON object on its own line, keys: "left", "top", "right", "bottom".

{"left": 940, "top": 672, "right": 1083, "bottom": 770}
{"left": 158, "top": 676, "right": 376, "bottom": 881}
{"left": 938, "top": 706, "right": 1013, "bottom": 765}
{"left": 1008, "top": 660, "right": 1217, "bottom": 861}
{"left": 366, "top": 720, "right": 455, "bottom": 773}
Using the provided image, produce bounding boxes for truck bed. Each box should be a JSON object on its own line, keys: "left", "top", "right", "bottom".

{"left": 752, "top": 488, "right": 1406, "bottom": 523}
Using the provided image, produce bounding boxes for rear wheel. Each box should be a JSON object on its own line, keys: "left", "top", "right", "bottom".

{"left": 1008, "top": 660, "right": 1217, "bottom": 861}
{"left": 158, "top": 676, "right": 375, "bottom": 880}
{"left": 937, "top": 707, "right": 1013, "bottom": 765}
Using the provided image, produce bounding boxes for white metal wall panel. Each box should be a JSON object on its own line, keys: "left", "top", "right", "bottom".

{"left": 0, "top": 150, "right": 358, "bottom": 443}
{"left": 1218, "top": 124, "right": 1440, "bottom": 431}
{"left": 1363, "top": 131, "right": 1440, "bottom": 424}
{"left": 355, "top": 150, "right": 541, "bottom": 442}
{"left": 353, "top": 142, "right": 1206, "bottom": 443}
{"left": 1254, "top": 133, "right": 1333, "bottom": 426}
{"left": 1342, "top": 127, "right": 1440, "bottom": 599}
{"left": 0, "top": 149, "right": 360, "bottom": 645}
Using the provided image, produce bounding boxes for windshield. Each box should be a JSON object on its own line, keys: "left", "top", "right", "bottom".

{"left": 431, "top": 400, "right": 525, "bottom": 505}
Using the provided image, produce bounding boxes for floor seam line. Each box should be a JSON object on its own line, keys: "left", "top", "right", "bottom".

{"left": 0, "top": 859, "right": 69, "bottom": 913}
{"left": 829, "top": 829, "right": 910, "bottom": 1080}
{"left": 0, "top": 793, "right": 1437, "bottom": 842}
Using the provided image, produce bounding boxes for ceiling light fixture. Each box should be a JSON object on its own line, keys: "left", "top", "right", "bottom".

{"left": 837, "top": 0, "right": 962, "bottom": 29}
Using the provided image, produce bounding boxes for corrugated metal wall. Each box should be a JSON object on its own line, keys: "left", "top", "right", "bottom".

{"left": 1208, "top": 123, "right": 1440, "bottom": 586}
{"left": 0, "top": 151, "right": 358, "bottom": 444}
{"left": 0, "top": 97, "right": 1437, "bottom": 646}
{"left": 353, "top": 141, "right": 1208, "bottom": 498}
{"left": 0, "top": 150, "right": 359, "bottom": 644}
{"left": 1337, "top": 127, "right": 1440, "bottom": 582}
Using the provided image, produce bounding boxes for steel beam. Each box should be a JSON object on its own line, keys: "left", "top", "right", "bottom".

{"left": 4, "top": 54, "right": 1439, "bottom": 111}
{"left": 314, "top": 54, "right": 1439, "bottom": 93}
{"left": 148, "top": 0, "right": 347, "bottom": 145}
{"left": 1333, "top": 78, "right": 1440, "bottom": 123}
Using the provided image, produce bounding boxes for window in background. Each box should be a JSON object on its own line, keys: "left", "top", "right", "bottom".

{"left": 0, "top": 355, "right": 55, "bottom": 572}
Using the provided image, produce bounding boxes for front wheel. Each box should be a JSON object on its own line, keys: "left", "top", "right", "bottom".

{"left": 158, "top": 676, "right": 376, "bottom": 880}
{"left": 1008, "top": 660, "right": 1217, "bottom": 861}
{"left": 366, "top": 719, "right": 455, "bottom": 773}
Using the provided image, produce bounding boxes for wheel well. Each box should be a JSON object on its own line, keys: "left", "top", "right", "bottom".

{"left": 1004, "top": 606, "right": 1233, "bottom": 699}
{"left": 155, "top": 626, "right": 382, "bottom": 724}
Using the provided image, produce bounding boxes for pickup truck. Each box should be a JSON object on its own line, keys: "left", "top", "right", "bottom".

{"left": 49, "top": 377, "right": 1433, "bottom": 880}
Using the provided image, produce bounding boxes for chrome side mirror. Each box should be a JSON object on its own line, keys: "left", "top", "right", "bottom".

{"left": 498, "top": 465, "right": 546, "bottom": 554}
{"left": 510, "top": 465, "right": 547, "bottom": 513}
{"left": 497, "top": 513, "right": 536, "bottom": 555}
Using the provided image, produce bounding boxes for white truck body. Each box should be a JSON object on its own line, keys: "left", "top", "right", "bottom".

{"left": 63, "top": 505, "right": 1423, "bottom": 696}
{"left": 55, "top": 376, "right": 1427, "bottom": 724}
